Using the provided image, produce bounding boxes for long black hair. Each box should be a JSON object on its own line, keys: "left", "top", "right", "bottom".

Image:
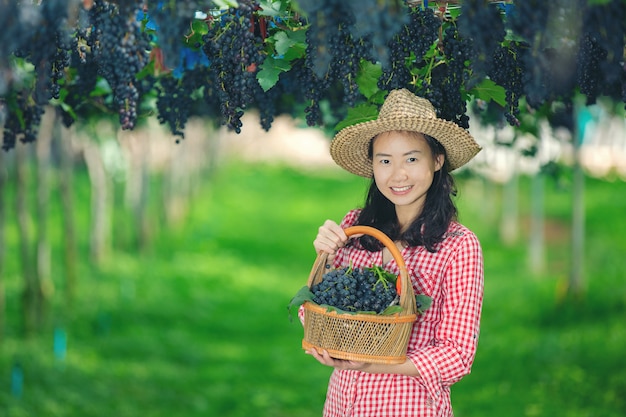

{"left": 356, "top": 132, "right": 458, "bottom": 253}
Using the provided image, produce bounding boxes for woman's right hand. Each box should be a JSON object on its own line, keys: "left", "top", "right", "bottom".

{"left": 313, "top": 220, "right": 348, "bottom": 257}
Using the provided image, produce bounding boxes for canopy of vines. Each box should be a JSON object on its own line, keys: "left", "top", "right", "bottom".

{"left": 0, "top": 0, "right": 624, "bottom": 151}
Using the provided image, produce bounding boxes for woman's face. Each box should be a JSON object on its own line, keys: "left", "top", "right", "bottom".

{"left": 372, "top": 130, "right": 444, "bottom": 223}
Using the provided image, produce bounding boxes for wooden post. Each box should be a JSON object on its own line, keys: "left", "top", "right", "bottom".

{"left": 0, "top": 150, "right": 6, "bottom": 341}
{"left": 57, "top": 122, "right": 78, "bottom": 307}
{"left": 570, "top": 103, "right": 586, "bottom": 298}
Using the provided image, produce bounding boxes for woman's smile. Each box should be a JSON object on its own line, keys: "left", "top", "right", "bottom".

{"left": 390, "top": 185, "right": 413, "bottom": 194}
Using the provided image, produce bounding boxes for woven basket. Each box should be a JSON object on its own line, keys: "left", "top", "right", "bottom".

{"left": 302, "top": 225, "right": 417, "bottom": 364}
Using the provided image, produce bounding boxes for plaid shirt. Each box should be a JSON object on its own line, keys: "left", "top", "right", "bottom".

{"left": 318, "top": 209, "right": 484, "bottom": 417}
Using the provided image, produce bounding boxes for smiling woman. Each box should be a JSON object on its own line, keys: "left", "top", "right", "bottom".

{"left": 305, "top": 88, "right": 484, "bottom": 417}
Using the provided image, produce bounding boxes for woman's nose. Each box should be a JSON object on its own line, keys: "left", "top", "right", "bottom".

{"left": 392, "top": 165, "right": 408, "bottom": 180}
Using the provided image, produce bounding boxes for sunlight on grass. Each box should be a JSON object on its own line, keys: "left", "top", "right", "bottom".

{"left": 1, "top": 161, "right": 625, "bottom": 417}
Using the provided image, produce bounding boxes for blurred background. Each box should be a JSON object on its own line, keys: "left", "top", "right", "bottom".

{"left": 0, "top": 103, "right": 624, "bottom": 416}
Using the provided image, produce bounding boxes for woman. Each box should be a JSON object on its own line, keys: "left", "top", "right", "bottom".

{"left": 305, "top": 89, "right": 484, "bottom": 416}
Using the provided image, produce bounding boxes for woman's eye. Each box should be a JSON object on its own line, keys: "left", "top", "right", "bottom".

{"left": 379, "top": 159, "right": 390, "bottom": 165}
{"left": 407, "top": 157, "right": 417, "bottom": 163}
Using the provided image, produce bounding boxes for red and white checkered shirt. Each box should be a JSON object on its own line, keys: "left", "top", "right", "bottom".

{"left": 316, "top": 209, "right": 484, "bottom": 417}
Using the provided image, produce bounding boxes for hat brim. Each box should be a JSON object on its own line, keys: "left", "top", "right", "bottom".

{"left": 330, "top": 115, "right": 481, "bottom": 177}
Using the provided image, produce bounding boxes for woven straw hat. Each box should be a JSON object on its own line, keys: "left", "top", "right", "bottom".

{"left": 330, "top": 89, "right": 481, "bottom": 177}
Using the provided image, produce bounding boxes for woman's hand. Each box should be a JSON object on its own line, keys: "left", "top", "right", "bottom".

{"left": 305, "top": 348, "right": 370, "bottom": 371}
{"left": 305, "top": 348, "right": 420, "bottom": 376}
{"left": 313, "top": 220, "right": 349, "bottom": 256}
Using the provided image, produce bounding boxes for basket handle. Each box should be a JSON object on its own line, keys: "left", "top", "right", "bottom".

{"left": 307, "top": 225, "right": 417, "bottom": 315}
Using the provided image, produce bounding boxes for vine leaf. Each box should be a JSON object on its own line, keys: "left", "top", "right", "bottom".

{"left": 469, "top": 78, "right": 506, "bottom": 107}
{"left": 211, "top": 0, "right": 239, "bottom": 8}
{"left": 416, "top": 294, "right": 433, "bottom": 314}
{"left": 334, "top": 103, "right": 378, "bottom": 131}
{"left": 381, "top": 305, "right": 403, "bottom": 315}
{"left": 273, "top": 30, "right": 306, "bottom": 61}
{"left": 356, "top": 60, "right": 382, "bottom": 100}
{"left": 287, "top": 285, "right": 314, "bottom": 322}
{"left": 258, "top": 0, "right": 288, "bottom": 17}
{"left": 258, "top": 56, "right": 291, "bottom": 91}
{"left": 183, "top": 20, "right": 209, "bottom": 49}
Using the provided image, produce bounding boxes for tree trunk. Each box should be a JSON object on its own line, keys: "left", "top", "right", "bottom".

{"left": 16, "top": 142, "right": 39, "bottom": 336}
{"left": 164, "top": 139, "right": 188, "bottom": 227}
{"left": 0, "top": 150, "right": 7, "bottom": 342}
{"left": 137, "top": 144, "right": 150, "bottom": 252}
{"left": 528, "top": 173, "right": 546, "bottom": 275}
{"left": 570, "top": 109, "right": 586, "bottom": 297}
{"left": 83, "top": 140, "right": 110, "bottom": 265}
{"left": 120, "top": 131, "right": 151, "bottom": 252}
{"left": 500, "top": 166, "right": 519, "bottom": 246}
{"left": 36, "top": 109, "right": 55, "bottom": 320}
{"left": 57, "top": 121, "right": 78, "bottom": 306}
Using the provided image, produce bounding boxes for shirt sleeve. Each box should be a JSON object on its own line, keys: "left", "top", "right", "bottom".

{"left": 406, "top": 231, "right": 484, "bottom": 400}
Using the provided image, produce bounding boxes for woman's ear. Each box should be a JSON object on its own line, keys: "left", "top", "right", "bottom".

{"left": 435, "top": 154, "right": 445, "bottom": 171}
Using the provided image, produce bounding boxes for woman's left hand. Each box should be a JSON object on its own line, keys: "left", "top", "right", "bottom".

{"left": 305, "top": 348, "right": 370, "bottom": 371}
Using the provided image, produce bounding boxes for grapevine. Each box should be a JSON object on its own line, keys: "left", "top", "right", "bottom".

{"left": 0, "top": 0, "right": 625, "bottom": 151}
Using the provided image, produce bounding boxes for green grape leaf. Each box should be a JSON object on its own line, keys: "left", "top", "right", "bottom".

{"left": 183, "top": 20, "right": 209, "bottom": 49}
{"left": 415, "top": 294, "right": 433, "bottom": 314}
{"left": 212, "top": 0, "right": 239, "bottom": 9}
{"left": 273, "top": 30, "right": 306, "bottom": 60}
{"left": 287, "top": 285, "right": 314, "bottom": 321}
{"left": 257, "top": 56, "right": 291, "bottom": 91}
{"left": 356, "top": 60, "right": 382, "bottom": 100}
{"left": 91, "top": 78, "right": 112, "bottom": 97}
{"left": 257, "top": 0, "right": 288, "bottom": 17}
{"left": 58, "top": 100, "right": 78, "bottom": 121}
{"left": 136, "top": 59, "right": 155, "bottom": 80}
{"left": 334, "top": 103, "right": 378, "bottom": 131}
{"left": 381, "top": 305, "right": 403, "bottom": 315}
{"left": 191, "top": 19, "right": 209, "bottom": 36}
{"left": 468, "top": 78, "right": 506, "bottom": 107}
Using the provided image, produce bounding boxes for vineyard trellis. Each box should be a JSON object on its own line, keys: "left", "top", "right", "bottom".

{"left": 0, "top": 0, "right": 624, "bottom": 152}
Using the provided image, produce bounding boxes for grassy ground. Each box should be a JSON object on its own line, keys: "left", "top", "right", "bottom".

{"left": 1, "top": 160, "right": 625, "bottom": 416}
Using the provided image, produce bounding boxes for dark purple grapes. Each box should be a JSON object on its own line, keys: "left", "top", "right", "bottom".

{"left": 311, "top": 266, "right": 397, "bottom": 314}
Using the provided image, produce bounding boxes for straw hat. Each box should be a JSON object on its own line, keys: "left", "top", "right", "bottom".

{"left": 330, "top": 89, "right": 481, "bottom": 177}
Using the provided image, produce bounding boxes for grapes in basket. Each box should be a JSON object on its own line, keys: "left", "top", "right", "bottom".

{"left": 311, "top": 265, "right": 398, "bottom": 314}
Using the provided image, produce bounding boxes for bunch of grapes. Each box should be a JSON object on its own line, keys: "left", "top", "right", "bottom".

{"left": 298, "top": 0, "right": 359, "bottom": 126}
{"left": 311, "top": 266, "right": 398, "bottom": 314}
{"left": 2, "top": 92, "right": 45, "bottom": 150}
{"left": 435, "top": 24, "right": 472, "bottom": 129}
{"left": 59, "top": 15, "right": 100, "bottom": 129}
{"left": 489, "top": 42, "right": 525, "bottom": 127}
{"left": 156, "top": 75, "right": 193, "bottom": 138}
{"left": 347, "top": 0, "right": 409, "bottom": 71}
{"left": 327, "top": 28, "right": 373, "bottom": 108}
{"left": 577, "top": 34, "right": 604, "bottom": 106}
{"left": 202, "top": 2, "right": 265, "bottom": 133}
{"left": 87, "top": 0, "right": 151, "bottom": 130}
{"left": 12, "top": 0, "right": 72, "bottom": 105}
{"left": 576, "top": 0, "right": 625, "bottom": 106}
{"left": 457, "top": 0, "right": 505, "bottom": 83}
{"left": 378, "top": 5, "right": 440, "bottom": 92}
{"left": 3, "top": 0, "right": 71, "bottom": 148}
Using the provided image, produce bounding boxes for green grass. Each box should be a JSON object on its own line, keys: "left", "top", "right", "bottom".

{"left": 1, "top": 161, "right": 625, "bottom": 417}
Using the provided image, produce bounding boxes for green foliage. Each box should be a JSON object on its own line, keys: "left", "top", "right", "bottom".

{"left": 258, "top": 29, "right": 307, "bottom": 91}
{"left": 287, "top": 285, "right": 314, "bottom": 320}
{"left": 2, "top": 0, "right": 624, "bottom": 151}
{"left": 1, "top": 161, "right": 625, "bottom": 416}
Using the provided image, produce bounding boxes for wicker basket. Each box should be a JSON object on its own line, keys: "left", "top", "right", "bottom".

{"left": 302, "top": 225, "right": 417, "bottom": 364}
